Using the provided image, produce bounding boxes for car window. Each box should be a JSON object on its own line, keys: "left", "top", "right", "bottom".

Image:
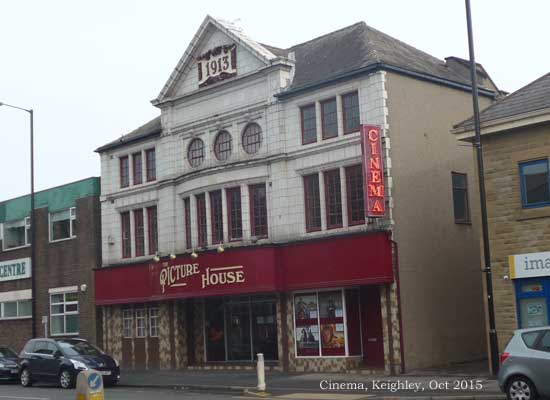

{"left": 34, "top": 341, "right": 55, "bottom": 355}
{"left": 539, "top": 330, "right": 550, "bottom": 352}
{"left": 0, "top": 347, "right": 17, "bottom": 358}
{"left": 23, "top": 341, "right": 35, "bottom": 354}
{"left": 522, "top": 331, "right": 541, "bottom": 349}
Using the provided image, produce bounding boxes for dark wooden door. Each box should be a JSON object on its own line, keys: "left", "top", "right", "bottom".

{"left": 361, "top": 285, "right": 384, "bottom": 366}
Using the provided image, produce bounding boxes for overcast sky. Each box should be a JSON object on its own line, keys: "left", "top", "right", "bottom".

{"left": 1, "top": 0, "right": 548, "bottom": 199}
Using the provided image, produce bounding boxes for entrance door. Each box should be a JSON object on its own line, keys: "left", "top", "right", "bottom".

{"left": 225, "top": 300, "right": 252, "bottom": 361}
{"left": 360, "top": 286, "right": 384, "bottom": 366}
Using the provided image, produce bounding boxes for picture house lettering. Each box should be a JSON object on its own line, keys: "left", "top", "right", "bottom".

{"left": 361, "top": 125, "right": 385, "bottom": 217}
{"left": 197, "top": 44, "right": 237, "bottom": 88}
{"left": 158, "top": 262, "right": 245, "bottom": 293}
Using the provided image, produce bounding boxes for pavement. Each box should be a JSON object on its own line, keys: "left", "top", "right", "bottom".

{"left": 116, "top": 361, "right": 505, "bottom": 400}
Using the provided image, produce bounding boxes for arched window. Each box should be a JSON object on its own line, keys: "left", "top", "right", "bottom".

{"left": 187, "top": 138, "right": 205, "bottom": 167}
{"left": 214, "top": 130, "right": 232, "bottom": 161}
{"left": 242, "top": 123, "right": 262, "bottom": 154}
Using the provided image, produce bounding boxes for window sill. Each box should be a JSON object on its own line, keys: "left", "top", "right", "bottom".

{"left": 516, "top": 206, "right": 550, "bottom": 221}
{"left": 50, "top": 236, "right": 76, "bottom": 244}
{"left": 454, "top": 220, "right": 472, "bottom": 225}
{"left": 2, "top": 244, "right": 31, "bottom": 252}
{"left": 0, "top": 316, "right": 32, "bottom": 321}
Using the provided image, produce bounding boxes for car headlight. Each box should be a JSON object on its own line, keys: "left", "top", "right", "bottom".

{"left": 114, "top": 358, "right": 119, "bottom": 367}
{"left": 70, "top": 359, "right": 88, "bottom": 370}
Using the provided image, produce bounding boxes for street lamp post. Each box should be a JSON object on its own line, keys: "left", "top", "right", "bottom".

{"left": 0, "top": 101, "right": 37, "bottom": 339}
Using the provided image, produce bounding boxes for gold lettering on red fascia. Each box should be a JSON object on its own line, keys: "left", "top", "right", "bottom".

{"left": 159, "top": 263, "right": 245, "bottom": 293}
{"left": 361, "top": 125, "right": 385, "bottom": 217}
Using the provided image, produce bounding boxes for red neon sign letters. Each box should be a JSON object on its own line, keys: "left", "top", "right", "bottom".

{"left": 361, "top": 125, "right": 385, "bottom": 217}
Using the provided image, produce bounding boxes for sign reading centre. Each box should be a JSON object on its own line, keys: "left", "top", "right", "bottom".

{"left": 509, "top": 251, "right": 550, "bottom": 279}
{"left": 0, "top": 258, "right": 31, "bottom": 282}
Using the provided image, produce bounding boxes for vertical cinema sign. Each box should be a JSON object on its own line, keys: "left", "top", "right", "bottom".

{"left": 361, "top": 125, "right": 385, "bottom": 217}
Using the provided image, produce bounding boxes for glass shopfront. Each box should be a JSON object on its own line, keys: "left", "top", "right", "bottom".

{"left": 515, "top": 278, "right": 550, "bottom": 328}
{"left": 205, "top": 295, "right": 278, "bottom": 362}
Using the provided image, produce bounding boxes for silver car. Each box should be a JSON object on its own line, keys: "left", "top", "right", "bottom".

{"left": 498, "top": 327, "right": 550, "bottom": 400}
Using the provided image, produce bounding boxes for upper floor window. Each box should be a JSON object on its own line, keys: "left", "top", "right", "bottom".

{"left": 121, "top": 212, "right": 131, "bottom": 258}
{"left": 120, "top": 156, "right": 130, "bottom": 188}
{"left": 345, "top": 165, "right": 365, "bottom": 225}
{"left": 342, "top": 91, "right": 360, "bottom": 133}
{"left": 452, "top": 172, "right": 471, "bottom": 223}
{"left": 147, "top": 206, "right": 158, "bottom": 255}
{"left": 227, "top": 187, "right": 242, "bottom": 241}
{"left": 3, "top": 218, "right": 31, "bottom": 250}
{"left": 146, "top": 148, "right": 156, "bottom": 182}
{"left": 132, "top": 152, "right": 143, "bottom": 185}
{"left": 214, "top": 131, "right": 232, "bottom": 161}
{"left": 184, "top": 198, "right": 192, "bottom": 249}
{"left": 242, "top": 123, "right": 262, "bottom": 154}
{"left": 196, "top": 194, "right": 207, "bottom": 246}
{"left": 210, "top": 190, "right": 223, "bottom": 244}
{"left": 520, "top": 159, "right": 550, "bottom": 208}
{"left": 324, "top": 169, "right": 343, "bottom": 228}
{"left": 249, "top": 184, "right": 268, "bottom": 238}
{"left": 321, "top": 98, "right": 338, "bottom": 139}
{"left": 134, "top": 209, "right": 145, "bottom": 256}
{"left": 188, "top": 138, "right": 205, "bottom": 167}
{"left": 300, "top": 104, "right": 317, "bottom": 145}
{"left": 50, "top": 207, "right": 76, "bottom": 242}
{"left": 304, "top": 174, "right": 322, "bottom": 232}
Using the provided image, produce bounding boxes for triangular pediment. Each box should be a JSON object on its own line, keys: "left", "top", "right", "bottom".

{"left": 153, "top": 15, "right": 279, "bottom": 104}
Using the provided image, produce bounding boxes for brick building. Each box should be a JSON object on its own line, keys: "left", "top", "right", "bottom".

{"left": 453, "top": 73, "right": 550, "bottom": 357}
{"left": 0, "top": 177, "right": 101, "bottom": 352}
{"left": 94, "top": 16, "right": 500, "bottom": 373}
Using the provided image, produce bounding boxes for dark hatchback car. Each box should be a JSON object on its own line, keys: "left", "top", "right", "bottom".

{"left": 19, "top": 338, "right": 120, "bottom": 389}
{"left": 0, "top": 347, "right": 19, "bottom": 381}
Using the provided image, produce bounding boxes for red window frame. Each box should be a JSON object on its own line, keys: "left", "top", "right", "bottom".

{"left": 121, "top": 211, "right": 131, "bottom": 258}
{"left": 188, "top": 139, "right": 205, "bottom": 167}
{"left": 184, "top": 198, "right": 192, "bottom": 249}
{"left": 147, "top": 206, "right": 158, "bottom": 255}
{"left": 242, "top": 123, "right": 262, "bottom": 154}
{"left": 321, "top": 98, "right": 338, "bottom": 139}
{"left": 132, "top": 152, "right": 143, "bottom": 185}
{"left": 226, "top": 187, "right": 242, "bottom": 241}
{"left": 324, "top": 169, "right": 343, "bottom": 229}
{"left": 249, "top": 184, "right": 268, "bottom": 238}
{"left": 345, "top": 165, "right": 365, "bottom": 225}
{"left": 300, "top": 104, "right": 317, "bottom": 145}
{"left": 303, "top": 174, "right": 322, "bottom": 232}
{"left": 120, "top": 156, "right": 129, "bottom": 188}
{"left": 145, "top": 148, "right": 156, "bottom": 182}
{"left": 134, "top": 209, "right": 145, "bottom": 256}
{"left": 196, "top": 194, "right": 207, "bottom": 246}
{"left": 342, "top": 91, "right": 360, "bottom": 134}
{"left": 214, "top": 131, "right": 232, "bottom": 161}
{"left": 210, "top": 190, "right": 223, "bottom": 244}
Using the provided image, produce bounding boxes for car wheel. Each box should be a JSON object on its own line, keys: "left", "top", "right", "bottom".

{"left": 59, "top": 369, "right": 74, "bottom": 389}
{"left": 507, "top": 376, "right": 538, "bottom": 400}
{"left": 20, "top": 368, "right": 32, "bottom": 387}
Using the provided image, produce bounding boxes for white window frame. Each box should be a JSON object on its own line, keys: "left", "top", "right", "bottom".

{"left": 0, "top": 299, "right": 32, "bottom": 320}
{"left": 49, "top": 207, "right": 77, "bottom": 243}
{"left": 149, "top": 307, "right": 159, "bottom": 338}
{"left": 50, "top": 290, "right": 79, "bottom": 336}
{"left": 2, "top": 218, "right": 31, "bottom": 251}
{"left": 122, "top": 308, "right": 133, "bottom": 338}
{"left": 135, "top": 308, "right": 146, "bottom": 338}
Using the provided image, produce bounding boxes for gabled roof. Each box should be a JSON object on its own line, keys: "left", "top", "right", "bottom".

{"left": 453, "top": 72, "right": 550, "bottom": 131}
{"left": 95, "top": 116, "right": 161, "bottom": 153}
{"left": 278, "top": 22, "right": 497, "bottom": 97}
{"left": 153, "top": 15, "right": 278, "bottom": 104}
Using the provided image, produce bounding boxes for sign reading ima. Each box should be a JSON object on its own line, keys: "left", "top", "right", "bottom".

{"left": 361, "top": 125, "right": 385, "bottom": 217}
{"left": 509, "top": 251, "right": 550, "bottom": 279}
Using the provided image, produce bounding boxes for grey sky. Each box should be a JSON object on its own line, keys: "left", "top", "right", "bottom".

{"left": 1, "top": 0, "right": 548, "bottom": 200}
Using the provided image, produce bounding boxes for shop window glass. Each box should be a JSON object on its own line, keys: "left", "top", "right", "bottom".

{"left": 294, "top": 293, "right": 320, "bottom": 356}
{"left": 205, "top": 299, "right": 226, "bottom": 361}
{"left": 521, "top": 282, "right": 544, "bottom": 293}
{"left": 519, "top": 297, "right": 548, "bottom": 328}
{"left": 319, "top": 291, "right": 346, "bottom": 356}
{"left": 149, "top": 308, "right": 159, "bottom": 337}
{"left": 251, "top": 300, "right": 278, "bottom": 360}
{"left": 122, "top": 309, "right": 133, "bottom": 338}
{"left": 520, "top": 159, "right": 550, "bottom": 207}
{"left": 225, "top": 299, "right": 252, "bottom": 361}
{"left": 135, "top": 309, "right": 146, "bottom": 338}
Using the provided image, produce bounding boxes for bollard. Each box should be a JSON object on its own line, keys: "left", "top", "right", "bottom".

{"left": 75, "top": 369, "right": 104, "bottom": 400}
{"left": 257, "top": 353, "right": 266, "bottom": 392}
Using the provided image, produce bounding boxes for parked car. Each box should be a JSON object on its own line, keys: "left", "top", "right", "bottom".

{"left": 498, "top": 327, "right": 550, "bottom": 400}
{"left": 18, "top": 338, "right": 120, "bottom": 389}
{"left": 0, "top": 347, "right": 19, "bottom": 381}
